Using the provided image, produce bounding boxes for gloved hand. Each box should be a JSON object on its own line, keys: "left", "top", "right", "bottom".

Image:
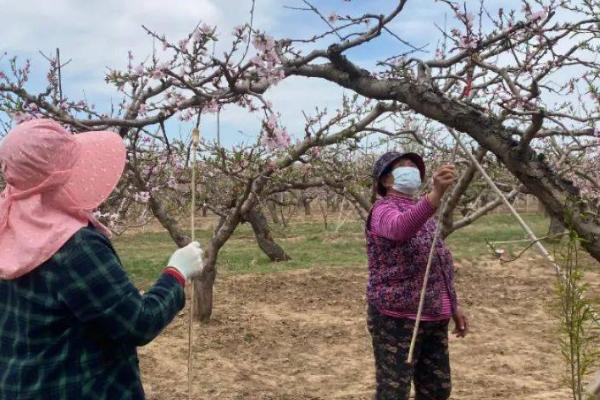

{"left": 167, "top": 241, "right": 204, "bottom": 280}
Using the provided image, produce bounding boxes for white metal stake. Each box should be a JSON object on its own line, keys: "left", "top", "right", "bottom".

{"left": 188, "top": 127, "right": 200, "bottom": 400}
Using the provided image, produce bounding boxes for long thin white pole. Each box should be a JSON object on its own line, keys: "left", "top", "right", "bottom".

{"left": 216, "top": 109, "right": 221, "bottom": 148}
{"left": 447, "top": 129, "right": 560, "bottom": 270}
{"left": 447, "top": 128, "right": 600, "bottom": 395}
{"left": 188, "top": 127, "right": 200, "bottom": 400}
{"left": 407, "top": 143, "right": 458, "bottom": 364}
{"left": 446, "top": 128, "right": 600, "bottom": 324}
{"left": 406, "top": 214, "right": 446, "bottom": 363}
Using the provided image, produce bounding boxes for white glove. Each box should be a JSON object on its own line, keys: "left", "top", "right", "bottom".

{"left": 167, "top": 241, "right": 204, "bottom": 280}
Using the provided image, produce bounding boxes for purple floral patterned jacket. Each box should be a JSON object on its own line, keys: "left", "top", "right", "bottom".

{"left": 365, "top": 194, "right": 458, "bottom": 316}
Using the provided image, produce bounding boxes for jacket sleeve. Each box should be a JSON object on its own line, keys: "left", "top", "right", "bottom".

{"left": 370, "top": 196, "right": 437, "bottom": 243}
{"left": 54, "top": 227, "right": 185, "bottom": 346}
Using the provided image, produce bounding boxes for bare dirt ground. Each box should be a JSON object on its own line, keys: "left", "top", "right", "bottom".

{"left": 139, "top": 257, "right": 600, "bottom": 400}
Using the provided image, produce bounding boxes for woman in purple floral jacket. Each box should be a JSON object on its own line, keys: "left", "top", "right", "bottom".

{"left": 365, "top": 151, "right": 469, "bottom": 400}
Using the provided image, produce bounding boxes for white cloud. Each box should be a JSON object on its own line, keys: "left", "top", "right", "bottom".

{"left": 203, "top": 76, "right": 347, "bottom": 146}
{"left": 0, "top": 0, "right": 351, "bottom": 143}
{"left": 1, "top": 0, "right": 594, "bottom": 144}
{"left": 0, "top": 1, "right": 286, "bottom": 133}
{"left": 0, "top": 0, "right": 282, "bottom": 87}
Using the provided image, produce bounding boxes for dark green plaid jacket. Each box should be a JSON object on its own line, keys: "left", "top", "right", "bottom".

{"left": 0, "top": 226, "right": 185, "bottom": 399}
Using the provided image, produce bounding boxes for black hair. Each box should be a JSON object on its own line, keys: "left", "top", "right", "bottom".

{"left": 375, "top": 164, "right": 394, "bottom": 199}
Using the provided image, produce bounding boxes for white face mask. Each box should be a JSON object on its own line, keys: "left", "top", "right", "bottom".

{"left": 392, "top": 166, "right": 422, "bottom": 195}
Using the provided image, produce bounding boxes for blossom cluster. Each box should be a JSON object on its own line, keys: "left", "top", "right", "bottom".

{"left": 260, "top": 114, "right": 291, "bottom": 150}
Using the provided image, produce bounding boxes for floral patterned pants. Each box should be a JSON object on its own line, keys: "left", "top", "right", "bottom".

{"left": 367, "top": 305, "right": 452, "bottom": 400}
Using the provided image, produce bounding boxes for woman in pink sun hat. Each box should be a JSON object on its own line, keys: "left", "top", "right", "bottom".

{"left": 0, "top": 119, "right": 204, "bottom": 399}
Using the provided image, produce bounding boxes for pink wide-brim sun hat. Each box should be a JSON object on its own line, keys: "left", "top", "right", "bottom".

{"left": 0, "top": 118, "right": 126, "bottom": 211}
{"left": 61, "top": 128, "right": 127, "bottom": 210}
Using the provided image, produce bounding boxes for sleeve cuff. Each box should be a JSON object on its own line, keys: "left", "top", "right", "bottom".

{"left": 164, "top": 267, "right": 186, "bottom": 287}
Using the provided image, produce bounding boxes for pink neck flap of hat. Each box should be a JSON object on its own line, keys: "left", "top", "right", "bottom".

{"left": 0, "top": 118, "right": 126, "bottom": 279}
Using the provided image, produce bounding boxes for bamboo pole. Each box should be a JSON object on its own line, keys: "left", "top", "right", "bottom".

{"left": 447, "top": 130, "right": 560, "bottom": 269}
{"left": 188, "top": 127, "right": 200, "bottom": 400}
{"left": 407, "top": 142, "right": 459, "bottom": 364}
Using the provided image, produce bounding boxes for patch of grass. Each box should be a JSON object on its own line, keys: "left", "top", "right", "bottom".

{"left": 113, "top": 213, "right": 551, "bottom": 287}
{"left": 216, "top": 221, "right": 366, "bottom": 275}
{"left": 446, "top": 212, "right": 549, "bottom": 262}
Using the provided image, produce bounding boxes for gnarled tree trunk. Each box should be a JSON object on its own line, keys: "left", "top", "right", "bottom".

{"left": 244, "top": 207, "right": 290, "bottom": 262}
{"left": 130, "top": 165, "right": 190, "bottom": 247}
{"left": 267, "top": 200, "right": 280, "bottom": 224}
{"left": 301, "top": 194, "right": 312, "bottom": 216}
{"left": 194, "top": 264, "right": 216, "bottom": 324}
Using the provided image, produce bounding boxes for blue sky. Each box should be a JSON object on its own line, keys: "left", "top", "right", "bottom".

{"left": 0, "top": 0, "right": 553, "bottom": 147}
